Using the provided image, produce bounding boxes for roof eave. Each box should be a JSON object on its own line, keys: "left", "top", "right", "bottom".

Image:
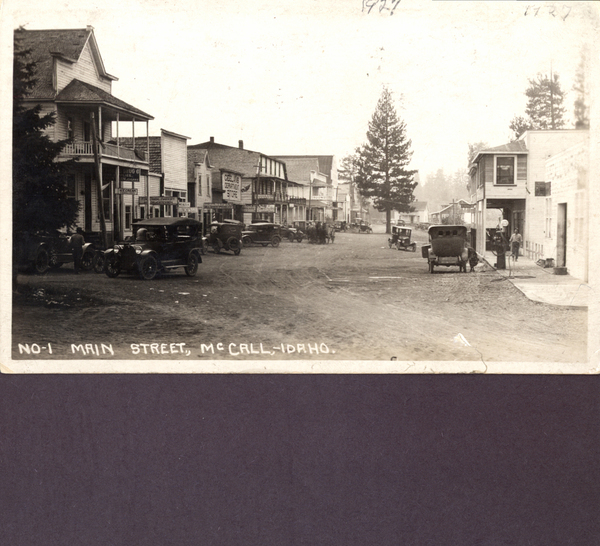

{"left": 54, "top": 98, "right": 154, "bottom": 121}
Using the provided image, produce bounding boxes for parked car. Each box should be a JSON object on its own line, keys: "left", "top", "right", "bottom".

{"left": 207, "top": 220, "right": 243, "bottom": 254}
{"left": 103, "top": 218, "right": 202, "bottom": 280}
{"left": 279, "top": 225, "right": 305, "bottom": 243}
{"left": 15, "top": 230, "right": 97, "bottom": 274}
{"left": 333, "top": 221, "right": 347, "bottom": 232}
{"left": 421, "top": 225, "right": 469, "bottom": 273}
{"left": 351, "top": 221, "right": 373, "bottom": 233}
{"left": 242, "top": 223, "right": 282, "bottom": 247}
{"left": 388, "top": 225, "right": 416, "bottom": 251}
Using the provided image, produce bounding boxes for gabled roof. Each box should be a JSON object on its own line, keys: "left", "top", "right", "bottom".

{"left": 275, "top": 155, "right": 335, "bottom": 183}
{"left": 472, "top": 139, "right": 528, "bottom": 166}
{"left": 55, "top": 79, "right": 153, "bottom": 120}
{"left": 273, "top": 156, "right": 321, "bottom": 186}
{"left": 188, "top": 141, "right": 261, "bottom": 178}
{"left": 187, "top": 148, "right": 212, "bottom": 183}
{"left": 411, "top": 201, "right": 428, "bottom": 211}
{"left": 15, "top": 27, "right": 117, "bottom": 100}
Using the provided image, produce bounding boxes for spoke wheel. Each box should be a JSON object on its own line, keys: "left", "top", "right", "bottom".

{"left": 139, "top": 255, "right": 158, "bottom": 280}
{"left": 33, "top": 248, "right": 50, "bottom": 274}
{"left": 80, "top": 251, "right": 94, "bottom": 271}
{"left": 93, "top": 253, "right": 105, "bottom": 273}
{"left": 185, "top": 253, "right": 199, "bottom": 276}
{"left": 105, "top": 255, "right": 121, "bottom": 278}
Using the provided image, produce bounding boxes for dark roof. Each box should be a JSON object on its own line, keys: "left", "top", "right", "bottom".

{"left": 275, "top": 155, "right": 335, "bottom": 183}
{"left": 55, "top": 79, "right": 153, "bottom": 120}
{"left": 472, "top": 140, "right": 528, "bottom": 165}
{"left": 134, "top": 218, "right": 200, "bottom": 227}
{"left": 116, "top": 136, "right": 162, "bottom": 173}
{"left": 15, "top": 27, "right": 116, "bottom": 99}
{"left": 187, "top": 148, "right": 210, "bottom": 184}
{"left": 189, "top": 141, "right": 261, "bottom": 178}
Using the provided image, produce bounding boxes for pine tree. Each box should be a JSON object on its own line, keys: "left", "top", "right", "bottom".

{"left": 573, "top": 48, "right": 590, "bottom": 129}
{"left": 509, "top": 72, "right": 566, "bottom": 139}
{"left": 355, "top": 88, "right": 417, "bottom": 233}
{"left": 13, "top": 27, "right": 79, "bottom": 235}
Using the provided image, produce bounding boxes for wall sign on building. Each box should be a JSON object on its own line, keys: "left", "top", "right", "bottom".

{"left": 222, "top": 172, "right": 242, "bottom": 202}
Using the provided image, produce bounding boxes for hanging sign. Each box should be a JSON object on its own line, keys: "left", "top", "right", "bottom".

{"left": 121, "top": 168, "right": 140, "bottom": 181}
{"left": 115, "top": 187, "right": 138, "bottom": 195}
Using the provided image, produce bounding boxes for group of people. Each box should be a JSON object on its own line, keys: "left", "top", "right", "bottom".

{"left": 306, "top": 222, "right": 333, "bottom": 244}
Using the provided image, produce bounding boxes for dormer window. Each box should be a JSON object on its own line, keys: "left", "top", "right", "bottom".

{"left": 495, "top": 156, "right": 515, "bottom": 185}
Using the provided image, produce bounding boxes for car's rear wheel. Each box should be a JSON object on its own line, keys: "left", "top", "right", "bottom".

{"left": 296, "top": 234, "right": 303, "bottom": 243}
{"left": 242, "top": 236, "right": 252, "bottom": 246}
{"left": 271, "top": 236, "right": 281, "bottom": 247}
{"left": 185, "top": 253, "right": 199, "bottom": 276}
{"left": 33, "top": 247, "right": 50, "bottom": 274}
{"left": 80, "top": 251, "right": 95, "bottom": 271}
{"left": 105, "top": 255, "right": 121, "bottom": 278}
{"left": 139, "top": 255, "right": 158, "bottom": 280}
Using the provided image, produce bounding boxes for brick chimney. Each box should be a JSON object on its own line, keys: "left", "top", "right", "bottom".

{"left": 238, "top": 140, "right": 244, "bottom": 149}
{"left": 210, "top": 136, "right": 214, "bottom": 143}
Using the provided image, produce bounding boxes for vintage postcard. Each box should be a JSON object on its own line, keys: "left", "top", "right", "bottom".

{"left": 1, "top": 0, "right": 598, "bottom": 373}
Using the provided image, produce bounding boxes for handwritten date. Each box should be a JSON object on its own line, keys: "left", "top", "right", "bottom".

{"left": 362, "top": 0, "right": 401, "bottom": 16}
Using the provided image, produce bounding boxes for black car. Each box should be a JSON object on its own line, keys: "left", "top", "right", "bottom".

{"left": 15, "top": 230, "right": 97, "bottom": 274}
{"left": 241, "top": 223, "right": 282, "bottom": 247}
{"left": 279, "top": 225, "right": 304, "bottom": 243}
{"left": 103, "top": 218, "right": 203, "bottom": 280}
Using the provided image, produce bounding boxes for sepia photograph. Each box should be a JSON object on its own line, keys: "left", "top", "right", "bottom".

{"left": 1, "top": 0, "right": 598, "bottom": 372}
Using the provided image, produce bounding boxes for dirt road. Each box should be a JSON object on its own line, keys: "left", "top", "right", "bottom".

{"left": 12, "top": 226, "right": 587, "bottom": 364}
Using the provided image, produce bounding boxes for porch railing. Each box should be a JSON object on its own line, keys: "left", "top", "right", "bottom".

{"left": 61, "top": 141, "right": 146, "bottom": 162}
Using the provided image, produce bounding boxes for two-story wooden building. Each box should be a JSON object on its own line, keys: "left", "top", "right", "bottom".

{"left": 17, "top": 26, "right": 155, "bottom": 246}
{"left": 468, "top": 130, "right": 588, "bottom": 261}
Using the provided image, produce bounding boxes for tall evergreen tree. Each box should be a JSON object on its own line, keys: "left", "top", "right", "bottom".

{"left": 573, "top": 48, "right": 590, "bottom": 129}
{"left": 13, "top": 27, "right": 79, "bottom": 235}
{"left": 354, "top": 88, "right": 417, "bottom": 233}
{"left": 509, "top": 72, "right": 566, "bottom": 139}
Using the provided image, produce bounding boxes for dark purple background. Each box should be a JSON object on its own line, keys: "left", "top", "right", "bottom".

{"left": 1, "top": 375, "right": 598, "bottom": 545}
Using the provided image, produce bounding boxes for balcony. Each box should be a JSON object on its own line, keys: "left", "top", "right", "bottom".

{"left": 61, "top": 141, "right": 146, "bottom": 162}
{"left": 254, "top": 192, "right": 287, "bottom": 204}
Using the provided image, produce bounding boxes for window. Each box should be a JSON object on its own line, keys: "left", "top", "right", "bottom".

{"left": 125, "top": 205, "right": 132, "bottom": 230}
{"left": 101, "top": 181, "right": 111, "bottom": 221}
{"left": 207, "top": 174, "right": 211, "bottom": 197}
{"left": 545, "top": 197, "right": 552, "bottom": 238}
{"left": 67, "top": 117, "right": 74, "bottom": 140}
{"left": 65, "top": 175, "right": 76, "bottom": 199}
{"left": 495, "top": 156, "right": 515, "bottom": 185}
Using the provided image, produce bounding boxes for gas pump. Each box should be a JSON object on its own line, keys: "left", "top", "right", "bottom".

{"left": 491, "top": 219, "right": 509, "bottom": 269}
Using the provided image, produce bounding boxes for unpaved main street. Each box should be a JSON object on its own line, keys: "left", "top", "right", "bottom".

{"left": 12, "top": 226, "right": 586, "bottom": 364}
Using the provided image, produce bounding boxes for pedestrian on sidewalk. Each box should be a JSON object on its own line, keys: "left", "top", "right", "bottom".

{"left": 509, "top": 228, "right": 522, "bottom": 261}
{"left": 70, "top": 227, "right": 85, "bottom": 273}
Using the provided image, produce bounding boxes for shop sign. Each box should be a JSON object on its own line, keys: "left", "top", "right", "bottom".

{"left": 203, "top": 203, "right": 234, "bottom": 210}
{"left": 121, "top": 167, "right": 140, "bottom": 181}
{"left": 115, "top": 187, "right": 138, "bottom": 195}
{"left": 222, "top": 172, "right": 242, "bottom": 202}
{"left": 139, "top": 196, "right": 179, "bottom": 205}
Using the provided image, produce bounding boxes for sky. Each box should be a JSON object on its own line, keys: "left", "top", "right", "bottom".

{"left": 1, "top": 0, "right": 598, "bottom": 182}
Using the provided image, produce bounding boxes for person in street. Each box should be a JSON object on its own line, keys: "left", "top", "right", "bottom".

{"left": 509, "top": 228, "right": 522, "bottom": 261}
{"left": 69, "top": 227, "right": 85, "bottom": 273}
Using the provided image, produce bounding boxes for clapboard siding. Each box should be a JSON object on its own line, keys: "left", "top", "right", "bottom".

{"left": 517, "top": 155, "right": 527, "bottom": 181}
{"left": 56, "top": 41, "right": 111, "bottom": 94}
{"left": 162, "top": 134, "right": 188, "bottom": 192}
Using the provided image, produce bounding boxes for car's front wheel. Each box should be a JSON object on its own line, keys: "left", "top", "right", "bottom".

{"left": 80, "top": 250, "right": 95, "bottom": 271}
{"left": 271, "top": 236, "right": 281, "bottom": 247}
{"left": 139, "top": 255, "right": 158, "bottom": 280}
{"left": 93, "top": 252, "right": 105, "bottom": 273}
{"left": 33, "top": 247, "right": 50, "bottom": 274}
{"left": 105, "top": 254, "right": 121, "bottom": 278}
{"left": 185, "top": 252, "right": 199, "bottom": 277}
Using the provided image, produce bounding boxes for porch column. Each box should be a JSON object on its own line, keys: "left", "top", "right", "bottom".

{"left": 116, "top": 112, "right": 120, "bottom": 157}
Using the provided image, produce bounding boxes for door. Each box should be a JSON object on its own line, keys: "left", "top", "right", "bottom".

{"left": 84, "top": 173, "right": 92, "bottom": 231}
{"left": 557, "top": 203, "right": 567, "bottom": 267}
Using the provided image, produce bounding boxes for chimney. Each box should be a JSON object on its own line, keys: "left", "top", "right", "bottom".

{"left": 238, "top": 140, "right": 244, "bottom": 149}
{"left": 86, "top": 25, "right": 94, "bottom": 32}
{"left": 210, "top": 136, "right": 214, "bottom": 143}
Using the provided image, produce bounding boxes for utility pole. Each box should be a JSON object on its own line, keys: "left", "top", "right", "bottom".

{"left": 91, "top": 112, "right": 108, "bottom": 248}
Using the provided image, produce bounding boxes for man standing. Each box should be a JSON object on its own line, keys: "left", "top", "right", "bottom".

{"left": 70, "top": 228, "right": 85, "bottom": 273}
{"left": 509, "top": 228, "right": 522, "bottom": 261}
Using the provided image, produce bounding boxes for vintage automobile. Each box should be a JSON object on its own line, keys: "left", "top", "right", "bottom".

{"left": 279, "top": 224, "right": 305, "bottom": 243}
{"left": 207, "top": 220, "right": 243, "bottom": 254}
{"left": 351, "top": 220, "right": 373, "bottom": 233}
{"left": 421, "top": 225, "right": 469, "bottom": 273}
{"left": 388, "top": 225, "right": 416, "bottom": 251}
{"left": 15, "top": 230, "right": 97, "bottom": 274}
{"left": 241, "top": 223, "right": 282, "bottom": 247}
{"left": 103, "top": 217, "right": 202, "bottom": 280}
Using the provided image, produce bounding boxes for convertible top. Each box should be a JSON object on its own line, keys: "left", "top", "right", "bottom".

{"left": 134, "top": 217, "right": 201, "bottom": 228}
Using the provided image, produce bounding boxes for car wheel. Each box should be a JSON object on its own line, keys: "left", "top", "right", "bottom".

{"left": 185, "top": 252, "right": 199, "bottom": 276}
{"left": 410, "top": 244, "right": 416, "bottom": 252}
{"left": 242, "top": 236, "right": 252, "bottom": 246}
{"left": 271, "top": 236, "right": 281, "bottom": 248}
{"left": 105, "top": 255, "right": 121, "bottom": 278}
{"left": 288, "top": 233, "right": 295, "bottom": 242}
{"left": 213, "top": 243, "right": 221, "bottom": 254}
{"left": 80, "top": 251, "right": 95, "bottom": 271}
{"left": 233, "top": 248, "right": 241, "bottom": 255}
{"left": 228, "top": 238, "right": 241, "bottom": 252}
{"left": 139, "top": 255, "right": 158, "bottom": 280}
{"left": 49, "top": 250, "right": 61, "bottom": 268}
{"left": 33, "top": 247, "right": 50, "bottom": 274}
{"left": 93, "top": 253, "right": 105, "bottom": 273}
{"left": 201, "top": 239, "right": 208, "bottom": 255}
{"left": 297, "top": 235, "right": 303, "bottom": 243}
